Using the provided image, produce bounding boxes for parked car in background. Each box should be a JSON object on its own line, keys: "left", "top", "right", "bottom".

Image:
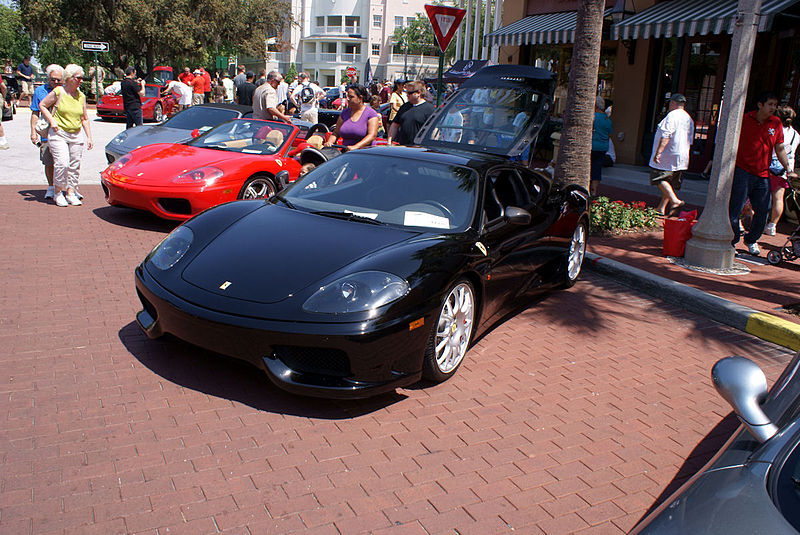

{"left": 105, "top": 103, "right": 253, "bottom": 163}
{"left": 97, "top": 83, "right": 177, "bottom": 123}
{"left": 318, "top": 86, "right": 341, "bottom": 109}
{"left": 101, "top": 119, "right": 306, "bottom": 220}
{"left": 632, "top": 353, "right": 800, "bottom": 534}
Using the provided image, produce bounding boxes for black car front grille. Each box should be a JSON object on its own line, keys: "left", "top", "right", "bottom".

{"left": 273, "top": 346, "right": 351, "bottom": 377}
{"left": 137, "top": 289, "right": 158, "bottom": 322}
{"left": 158, "top": 198, "right": 192, "bottom": 215}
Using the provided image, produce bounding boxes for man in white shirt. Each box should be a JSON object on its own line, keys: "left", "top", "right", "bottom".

{"left": 163, "top": 80, "right": 192, "bottom": 112}
{"left": 649, "top": 93, "right": 695, "bottom": 216}
{"left": 221, "top": 74, "right": 234, "bottom": 102}
{"left": 276, "top": 78, "right": 289, "bottom": 114}
{"left": 291, "top": 72, "right": 324, "bottom": 124}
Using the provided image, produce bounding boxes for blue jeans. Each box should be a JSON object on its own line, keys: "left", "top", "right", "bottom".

{"left": 729, "top": 166, "right": 771, "bottom": 245}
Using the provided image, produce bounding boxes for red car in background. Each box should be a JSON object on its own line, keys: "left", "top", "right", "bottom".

{"left": 97, "top": 83, "right": 177, "bottom": 122}
{"left": 101, "top": 119, "right": 307, "bottom": 221}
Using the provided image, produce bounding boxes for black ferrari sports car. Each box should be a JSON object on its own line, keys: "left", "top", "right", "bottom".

{"left": 134, "top": 65, "right": 590, "bottom": 398}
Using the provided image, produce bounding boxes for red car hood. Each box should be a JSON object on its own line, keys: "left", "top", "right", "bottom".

{"left": 108, "top": 143, "right": 257, "bottom": 185}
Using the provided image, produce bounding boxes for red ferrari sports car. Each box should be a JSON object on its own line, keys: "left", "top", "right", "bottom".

{"left": 97, "top": 83, "right": 177, "bottom": 122}
{"left": 101, "top": 119, "right": 307, "bottom": 220}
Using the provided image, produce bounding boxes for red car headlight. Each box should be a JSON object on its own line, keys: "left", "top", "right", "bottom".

{"left": 105, "top": 154, "right": 132, "bottom": 173}
{"left": 173, "top": 166, "right": 224, "bottom": 185}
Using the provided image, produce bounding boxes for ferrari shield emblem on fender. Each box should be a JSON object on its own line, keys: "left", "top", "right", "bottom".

{"left": 475, "top": 242, "right": 487, "bottom": 256}
{"left": 219, "top": 281, "right": 232, "bottom": 290}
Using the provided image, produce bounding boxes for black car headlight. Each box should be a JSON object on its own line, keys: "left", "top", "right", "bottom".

{"left": 111, "top": 130, "right": 129, "bottom": 145}
{"left": 147, "top": 226, "right": 194, "bottom": 270}
{"left": 303, "top": 271, "right": 409, "bottom": 314}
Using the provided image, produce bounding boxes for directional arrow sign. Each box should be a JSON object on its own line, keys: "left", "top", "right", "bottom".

{"left": 81, "top": 41, "right": 110, "bottom": 52}
{"left": 424, "top": 4, "right": 466, "bottom": 52}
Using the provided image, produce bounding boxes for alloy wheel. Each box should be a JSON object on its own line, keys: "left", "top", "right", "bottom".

{"left": 434, "top": 282, "right": 475, "bottom": 374}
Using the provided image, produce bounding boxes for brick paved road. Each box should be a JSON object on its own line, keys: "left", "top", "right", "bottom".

{"left": 1, "top": 185, "right": 794, "bottom": 534}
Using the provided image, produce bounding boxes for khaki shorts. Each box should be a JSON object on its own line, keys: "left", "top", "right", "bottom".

{"left": 20, "top": 80, "right": 34, "bottom": 96}
{"left": 649, "top": 168, "right": 683, "bottom": 191}
{"left": 39, "top": 142, "right": 53, "bottom": 166}
{"left": 192, "top": 93, "right": 204, "bottom": 106}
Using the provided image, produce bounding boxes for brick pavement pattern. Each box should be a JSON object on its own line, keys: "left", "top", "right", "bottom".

{"left": 1, "top": 185, "right": 795, "bottom": 534}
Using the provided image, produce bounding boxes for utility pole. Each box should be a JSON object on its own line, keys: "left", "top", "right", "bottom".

{"left": 684, "top": 0, "right": 761, "bottom": 269}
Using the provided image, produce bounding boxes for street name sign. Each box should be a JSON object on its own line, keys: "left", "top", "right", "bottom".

{"left": 81, "top": 41, "right": 109, "bottom": 52}
{"left": 424, "top": 4, "right": 466, "bottom": 52}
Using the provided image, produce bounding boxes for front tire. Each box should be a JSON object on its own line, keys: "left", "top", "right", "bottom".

{"left": 238, "top": 175, "right": 276, "bottom": 200}
{"left": 767, "top": 250, "right": 782, "bottom": 265}
{"left": 563, "top": 220, "right": 587, "bottom": 288}
{"left": 422, "top": 279, "right": 476, "bottom": 382}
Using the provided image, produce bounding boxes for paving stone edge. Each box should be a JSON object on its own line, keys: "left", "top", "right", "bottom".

{"left": 585, "top": 252, "right": 800, "bottom": 351}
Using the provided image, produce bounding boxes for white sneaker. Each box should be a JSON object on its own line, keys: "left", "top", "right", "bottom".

{"left": 764, "top": 222, "right": 776, "bottom": 236}
{"left": 747, "top": 242, "right": 761, "bottom": 256}
{"left": 54, "top": 191, "right": 69, "bottom": 207}
{"left": 0, "top": 142, "right": 9, "bottom": 150}
{"left": 45, "top": 186, "right": 55, "bottom": 199}
{"left": 74, "top": 188, "right": 83, "bottom": 200}
{"left": 65, "top": 193, "right": 82, "bottom": 206}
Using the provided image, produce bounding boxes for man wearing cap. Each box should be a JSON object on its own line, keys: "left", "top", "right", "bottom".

{"left": 252, "top": 70, "right": 292, "bottom": 123}
{"left": 649, "top": 93, "right": 694, "bottom": 216}
{"left": 729, "top": 91, "right": 798, "bottom": 256}
{"left": 190, "top": 69, "right": 205, "bottom": 106}
{"left": 291, "top": 72, "right": 324, "bottom": 124}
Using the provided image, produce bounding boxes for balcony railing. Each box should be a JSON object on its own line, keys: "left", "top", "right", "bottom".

{"left": 314, "top": 25, "right": 362, "bottom": 35}
{"left": 340, "top": 53, "right": 361, "bottom": 63}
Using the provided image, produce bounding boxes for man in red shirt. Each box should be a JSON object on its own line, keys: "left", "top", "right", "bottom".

{"left": 729, "top": 92, "right": 797, "bottom": 255}
{"left": 200, "top": 68, "right": 211, "bottom": 103}
{"left": 190, "top": 69, "right": 205, "bottom": 106}
{"left": 178, "top": 67, "right": 194, "bottom": 85}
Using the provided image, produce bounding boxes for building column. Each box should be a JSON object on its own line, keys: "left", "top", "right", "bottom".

{"left": 684, "top": 0, "right": 762, "bottom": 269}
{"left": 472, "top": 0, "right": 482, "bottom": 59}
{"left": 464, "top": 0, "right": 473, "bottom": 61}
{"left": 481, "top": 0, "right": 492, "bottom": 60}
{"left": 490, "top": 0, "right": 502, "bottom": 63}
{"left": 455, "top": 0, "right": 464, "bottom": 62}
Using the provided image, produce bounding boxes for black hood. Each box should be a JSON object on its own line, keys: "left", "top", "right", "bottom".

{"left": 181, "top": 204, "right": 416, "bottom": 304}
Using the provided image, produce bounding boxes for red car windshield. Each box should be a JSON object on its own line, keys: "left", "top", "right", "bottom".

{"left": 188, "top": 119, "right": 294, "bottom": 155}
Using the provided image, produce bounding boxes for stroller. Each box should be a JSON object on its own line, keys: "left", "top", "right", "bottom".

{"left": 767, "top": 183, "right": 800, "bottom": 265}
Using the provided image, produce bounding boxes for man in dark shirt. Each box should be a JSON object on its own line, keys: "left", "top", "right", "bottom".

{"left": 120, "top": 66, "right": 145, "bottom": 129}
{"left": 387, "top": 80, "right": 435, "bottom": 145}
{"left": 15, "top": 56, "right": 34, "bottom": 105}
{"left": 233, "top": 65, "right": 247, "bottom": 90}
{"left": 236, "top": 71, "right": 256, "bottom": 106}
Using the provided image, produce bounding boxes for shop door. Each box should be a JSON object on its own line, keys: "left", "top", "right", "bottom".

{"left": 679, "top": 40, "right": 729, "bottom": 173}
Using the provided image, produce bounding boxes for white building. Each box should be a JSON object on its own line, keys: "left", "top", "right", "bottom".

{"left": 281, "top": 0, "right": 453, "bottom": 87}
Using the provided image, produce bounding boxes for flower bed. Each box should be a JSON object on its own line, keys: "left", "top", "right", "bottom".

{"left": 590, "top": 196, "right": 661, "bottom": 235}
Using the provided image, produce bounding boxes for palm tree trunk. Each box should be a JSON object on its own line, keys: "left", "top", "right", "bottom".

{"left": 554, "top": 0, "right": 605, "bottom": 191}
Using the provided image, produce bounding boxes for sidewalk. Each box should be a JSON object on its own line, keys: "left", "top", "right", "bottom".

{"left": 588, "top": 167, "right": 800, "bottom": 351}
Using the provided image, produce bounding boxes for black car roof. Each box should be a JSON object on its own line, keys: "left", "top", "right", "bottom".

{"left": 356, "top": 145, "right": 510, "bottom": 171}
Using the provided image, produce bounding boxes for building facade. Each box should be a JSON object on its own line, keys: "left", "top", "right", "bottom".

{"left": 280, "top": 0, "right": 454, "bottom": 86}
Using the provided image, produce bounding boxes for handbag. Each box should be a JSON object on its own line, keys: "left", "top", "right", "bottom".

{"left": 35, "top": 116, "right": 50, "bottom": 137}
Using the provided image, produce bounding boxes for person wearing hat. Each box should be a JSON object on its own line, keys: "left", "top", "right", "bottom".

{"left": 190, "top": 69, "right": 205, "bottom": 106}
{"left": 648, "top": 93, "right": 694, "bottom": 216}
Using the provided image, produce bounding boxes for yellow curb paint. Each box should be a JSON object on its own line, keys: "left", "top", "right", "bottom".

{"left": 746, "top": 312, "right": 800, "bottom": 351}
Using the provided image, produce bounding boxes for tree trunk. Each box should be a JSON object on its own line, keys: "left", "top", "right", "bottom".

{"left": 553, "top": 0, "right": 605, "bottom": 191}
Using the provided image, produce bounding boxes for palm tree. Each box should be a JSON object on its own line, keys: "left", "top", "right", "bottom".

{"left": 553, "top": 0, "right": 605, "bottom": 192}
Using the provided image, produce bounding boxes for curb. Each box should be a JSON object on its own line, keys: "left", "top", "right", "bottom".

{"left": 585, "top": 252, "right": 800, "bottom": 351}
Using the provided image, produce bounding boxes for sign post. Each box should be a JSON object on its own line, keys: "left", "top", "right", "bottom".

{"left": 81, "top": 41, "right": 109, "bottom": 103}
{"left": 424, "top": 4, "right": 466, "bottom": 106}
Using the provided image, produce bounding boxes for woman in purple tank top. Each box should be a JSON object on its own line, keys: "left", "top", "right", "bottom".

{"left": 325, "top": 84, "right": 379, "bottom": 150}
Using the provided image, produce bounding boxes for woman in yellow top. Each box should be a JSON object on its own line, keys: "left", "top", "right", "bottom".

{"left": 388, "top": 80, "right": 407, "bottom": 122}
{"left": 39, "top": 64, "right": 93, "bottom": 207}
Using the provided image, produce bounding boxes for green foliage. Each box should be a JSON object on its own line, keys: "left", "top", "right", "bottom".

{"left": 590, "top": 197, "right": 661, "bottom": 234}
{"left": 18, "top": 0, "right": 290, "bottom": 75}
{"left": 286, "top": 62, "right": 297, "bottom": 81}
{"left": 0, "top": 5, "right": 33, "bottom": 61}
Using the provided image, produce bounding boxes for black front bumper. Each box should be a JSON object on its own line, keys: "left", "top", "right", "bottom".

{"left": 135, "top": 266, "right": 427, "bottom": 398}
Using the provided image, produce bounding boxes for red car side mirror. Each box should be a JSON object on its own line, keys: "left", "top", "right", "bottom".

{"left": 191, "top": 129, "right": 201, "bottom": 138}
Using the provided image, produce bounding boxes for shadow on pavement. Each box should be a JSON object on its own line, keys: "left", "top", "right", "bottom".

{"left": 93, "top": 205, "right": 179, "bottom": 233}
{"left": 632, "top": 413, "right": 741, "bottom": 527}
{"left": 118, "top": 322, "right": 407, "bottom": 417}
{"left": 19, "top": 188, "right": 51, "bottom": 204}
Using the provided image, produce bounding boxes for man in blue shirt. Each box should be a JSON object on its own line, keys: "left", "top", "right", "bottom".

{"left": 591, "top": 96, "right": 613, "bottom": 196}
{"left": 15, "top": 56, "right": 34, "bottom": 106}
{"left": 30, "top": 64, "right": 63, "bottom": 199}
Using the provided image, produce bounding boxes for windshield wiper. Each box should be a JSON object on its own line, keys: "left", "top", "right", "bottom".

{"left": 311, "top": 210, "right": 385, "bottom": 225}
{"left": 273, "top": 196, "right": 295, "bottom": 209}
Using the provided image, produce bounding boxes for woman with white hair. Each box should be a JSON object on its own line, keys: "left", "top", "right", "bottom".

{"left": 38, "top": 63, "right": 93, "bottom": 207}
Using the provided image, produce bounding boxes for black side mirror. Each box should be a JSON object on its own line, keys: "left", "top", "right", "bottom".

{"left": 275, "top": 170, "right": 290, "bottom": 189}
{"left": 504, "top": 206, "right": 531, "bottom": 225}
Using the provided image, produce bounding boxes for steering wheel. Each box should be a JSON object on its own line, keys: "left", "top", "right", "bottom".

{"left": 418, "top": 201, "right": 453, "bottom": 218}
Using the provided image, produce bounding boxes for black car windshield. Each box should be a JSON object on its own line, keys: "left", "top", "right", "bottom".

{"left": 163, "top": 106, "right": 241, "bottom": 131}
{"left": 144, "top": 85, "right": 161, "bottom": 98}
{"left": 281, "top": 152, "right": 477, "bottom": 231}
{"left": 419, "top": 87, "right": 545, "bottom": 154}
{"left": 187, "top": 119, "right": 293, "bottom": 155}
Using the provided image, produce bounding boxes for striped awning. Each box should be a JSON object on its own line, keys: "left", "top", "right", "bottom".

{"left": 485, "top": 10, "right": 612, "bottom": 47}
{"left": 613, "top": 0, "right": 800, "bottom": 40}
